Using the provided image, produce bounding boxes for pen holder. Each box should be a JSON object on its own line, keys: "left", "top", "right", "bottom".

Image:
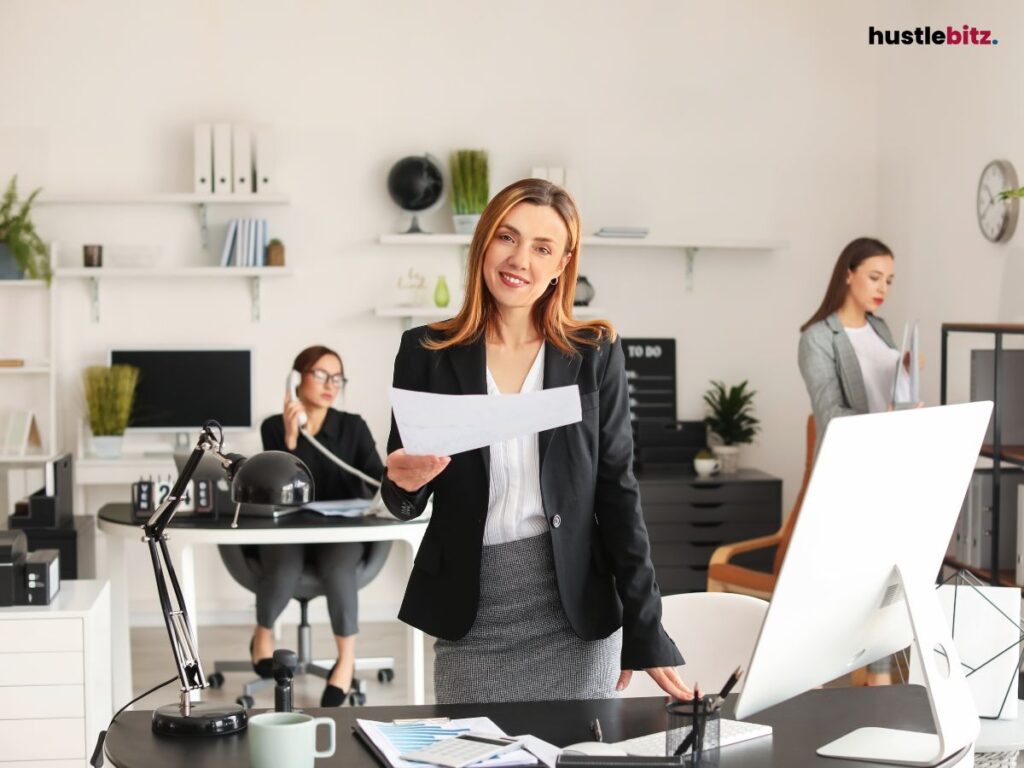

{"left": 665, "top": 699, "right": 720, "bottom": 767}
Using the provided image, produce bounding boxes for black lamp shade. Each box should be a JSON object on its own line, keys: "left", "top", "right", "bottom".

{"left": 231, "top": 450, "right": 314, "bottom": 506}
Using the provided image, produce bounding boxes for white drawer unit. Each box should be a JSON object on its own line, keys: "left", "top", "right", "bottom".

{"left": 0, "top": 581, "right": 111, "bottom": 768}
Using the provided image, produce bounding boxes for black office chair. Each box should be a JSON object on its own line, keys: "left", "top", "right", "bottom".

{"left": 207, "top": 540, "right": 395, "bottom": 708}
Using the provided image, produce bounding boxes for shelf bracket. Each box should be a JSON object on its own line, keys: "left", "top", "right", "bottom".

{"left": 89, "top": 277, "right": 100, "bottom": 323}
{"left": 250, "top": 276, "right": 262, "bottom": 322}
{"left": 684, "top": 247, "right": 697, "bottom": 292}
{"left": 198, "top": 203, "right": 209, "bottom": 250}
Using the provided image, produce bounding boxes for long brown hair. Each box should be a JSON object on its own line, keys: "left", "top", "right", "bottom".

{"left": 800, "top": 237, "right": 893, "bottom": 332}
{"left": 424, "top": 178, "right": 615, "bottom": 355}
{"left": 292, "top": 345, "right": 344, "bottom": 379}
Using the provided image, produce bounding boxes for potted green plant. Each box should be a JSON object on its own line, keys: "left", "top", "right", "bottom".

{"left": 702, "top": 380, "right": 760, "bottom": 473}
{"left": 83, "top": 365, "right": 139, "bottom": 458}
{"left": 449, "top": 149, "right": 488, "bottom": 234}
{"left": 0, "top": 175, "right": 51, "bottom": 282}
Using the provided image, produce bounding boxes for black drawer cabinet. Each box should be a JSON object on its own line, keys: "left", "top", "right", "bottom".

{"left": 637, "top": 467, "right": 782, "bottom": 594}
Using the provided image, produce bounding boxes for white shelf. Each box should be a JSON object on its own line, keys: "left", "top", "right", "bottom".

{"left": 0, "top": 453, "right": 57, "bottom": 466}
{"left": 0, "top": 366, "right": 50, "bottom": 375}
{"left": 379, "top": 233, "right": 785, "bottom": 250}
{"left": 377, "top": 233, "right": 784, "bottom": 291}
{"left": 37, "top": 193, "right": 289, "bottom": 205}
{"left": 54, "top": 266, "right": 293, "bottom": 321}
{"left": 54, "top": 266, "right": 292, "bottom": 279}
{"left": 0, "top": 279, "right": 48, "bottom": 288}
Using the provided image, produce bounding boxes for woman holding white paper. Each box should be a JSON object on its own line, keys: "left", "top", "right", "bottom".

{"left": 381, "top": 178, "right": 691, "bottom": 704}
{"left": 798, "top": 237, "right": 920, "bottom": 685}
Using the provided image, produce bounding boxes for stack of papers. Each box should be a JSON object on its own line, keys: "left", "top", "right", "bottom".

{"left": 354, "top": 718, "right": 539, "bottom": 768}
{"left": 301, "top": 499, "right": 373, "bottom": 517}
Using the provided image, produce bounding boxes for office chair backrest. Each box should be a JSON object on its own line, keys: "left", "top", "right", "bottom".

{"left": 770, "top": 414, "right": 815, "bottom": 576}
{"left": 621, "top": 592, "right": 768, "bottom": 698}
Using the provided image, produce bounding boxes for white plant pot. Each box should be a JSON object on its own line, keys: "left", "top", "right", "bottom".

{"left": 452, "top": 214, "right": 481, "bottom": 235}
{"left": 92, "top": 435, "right": 123, "bottom": 459}
{"left": 711, "top": 444, "right": 740, "bottom": 474}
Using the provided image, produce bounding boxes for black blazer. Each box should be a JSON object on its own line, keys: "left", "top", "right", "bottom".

{"left": 381, "top": 326, "right": 683, "bottom": 671}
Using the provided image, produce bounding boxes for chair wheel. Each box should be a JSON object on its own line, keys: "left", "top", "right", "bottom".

{"left": 378, "top": 668, "right": 395, "bottom": 683}
{"left": 353, "top": 677, "right": 368, "bottom": 694}
{"left": 236, "top": 695, "right": 255, "bottom": 709}
{"left": 207, "top": 672, "right": 225, "bottom": 689}
{"left": 350, "top": 691, "right": 367, "bottom": 706}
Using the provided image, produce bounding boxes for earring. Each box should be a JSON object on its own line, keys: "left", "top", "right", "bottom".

{"left": 550, "top": 276, "right": 559, "bottom": 286}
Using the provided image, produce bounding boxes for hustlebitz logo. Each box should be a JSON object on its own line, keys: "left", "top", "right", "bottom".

{"left": 869, "top": 25, "right": 998, "bottom": 46}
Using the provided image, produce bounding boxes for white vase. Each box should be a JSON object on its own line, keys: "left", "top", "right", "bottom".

{"left": 711, "top": 444, "right": 740, "bottom": 474}
{"left": 92, "top": 435, "right": 123, "bottom": 458}
{"left": 452, "top": 214, "right": 481, "bottom": 235}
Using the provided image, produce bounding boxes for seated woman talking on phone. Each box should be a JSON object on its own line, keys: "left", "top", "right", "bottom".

{"left": 255, "top": 344, "right": 384, "bottom": 706}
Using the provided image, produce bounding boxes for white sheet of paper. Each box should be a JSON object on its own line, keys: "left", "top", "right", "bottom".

{"left": 390, "top": 386, "right": 583, "bottom": 456}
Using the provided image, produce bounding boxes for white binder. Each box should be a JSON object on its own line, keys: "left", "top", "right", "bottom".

{"left": 253, "top": 125, "right": 276, "bottom": 194}
{"left": 212, "top": 123, "right": 233, "bottom": 195}
{"left": 193, "top": 123, "right": 213, "bottom": 195}
{"left": 232, "top": 124, "right": 253, "bottom": 195}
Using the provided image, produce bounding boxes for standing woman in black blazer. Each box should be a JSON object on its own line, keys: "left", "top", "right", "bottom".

{"left": 381, "top": 179, "right": 690, "bottom": 704}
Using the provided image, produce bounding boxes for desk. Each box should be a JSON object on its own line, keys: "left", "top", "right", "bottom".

{"left": 103, "top": 687, "right": 972, "bottom": 768}
{"left": 97, "top": 503, "right": 427, "bottom": 709}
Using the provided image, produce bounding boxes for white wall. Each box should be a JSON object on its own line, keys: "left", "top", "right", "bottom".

{"left": 876, "top": 0, "right": 1024, "bottom": 408}
{"left": 0, "top": 1, "right": 890, "bottom": 623}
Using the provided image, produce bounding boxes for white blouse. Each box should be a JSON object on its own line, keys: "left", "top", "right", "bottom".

{"left": 482, "top": 344, "right": 549, "bottom": 546}
{"left": 844, "top": 323, "right": 909, "bottom": 413}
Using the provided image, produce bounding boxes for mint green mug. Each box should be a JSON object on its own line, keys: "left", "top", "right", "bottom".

{"left": 249, "top": 712, "right": 336, "bottom": 768}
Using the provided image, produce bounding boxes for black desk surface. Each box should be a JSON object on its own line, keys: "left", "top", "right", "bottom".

{"left": 98, "top": 502, "right": 427, "bottom": 531}
{"left": 105, "top": 687, "right": 969, "bottom": 768}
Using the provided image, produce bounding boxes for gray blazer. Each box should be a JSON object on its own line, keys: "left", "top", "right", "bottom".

{"left": 798, "top": 312, "right": 897, "bottom": 454}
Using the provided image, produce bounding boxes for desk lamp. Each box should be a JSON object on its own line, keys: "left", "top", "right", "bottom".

{"left": 142, "top": 420, "right": 313, "bottom": 736}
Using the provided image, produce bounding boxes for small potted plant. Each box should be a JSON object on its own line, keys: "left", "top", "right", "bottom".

{"left": 0, "top": 175, "right": 51, "bottom": 282}
{"left": 83, "top": 364, "right": 139, "bottom": 458}
{"left": 693, "top": 448, "right": 720, "bottom": 478}
{"left": 449, "top": 149, "right": 488, "bottom": 234}
{"left": 702, "top": 380, "right": 760, "bottom": 473}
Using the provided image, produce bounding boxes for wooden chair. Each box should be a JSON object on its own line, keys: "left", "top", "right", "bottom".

{"left": 705, "top": 415, "right": 815, "bottom": 599}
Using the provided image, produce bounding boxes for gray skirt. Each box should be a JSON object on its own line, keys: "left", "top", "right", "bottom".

{"left": 434, "top": 531, "right": 621, "bottom": 704}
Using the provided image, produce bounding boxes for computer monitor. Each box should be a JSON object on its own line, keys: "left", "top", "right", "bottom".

{"left": 109, "top": 349, "right": 253, "bottom": 433}
{"left": 734, "top": 402, "right": 993, "bottom": 765}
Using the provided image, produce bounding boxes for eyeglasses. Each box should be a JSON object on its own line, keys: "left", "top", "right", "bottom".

{"left": 309, "top": 368, "right": 347, "bottom": 387}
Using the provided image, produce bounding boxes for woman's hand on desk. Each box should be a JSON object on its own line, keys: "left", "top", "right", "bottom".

{"left": 386, "top": 449, "right": 450, "bottom": 493}
{"left": 616, "top": 667, "right": 694, "bottom": 700}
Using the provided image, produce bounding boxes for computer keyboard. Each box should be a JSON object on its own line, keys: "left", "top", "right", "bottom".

{"left": 614, "top": 719, "right": 772, "bottom": 756}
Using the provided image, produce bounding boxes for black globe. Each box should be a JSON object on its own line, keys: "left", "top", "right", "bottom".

{"left": 387, "top": 155, "right": 444, "bottom": 212}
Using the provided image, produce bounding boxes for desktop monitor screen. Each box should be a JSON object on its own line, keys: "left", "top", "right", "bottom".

{"left": 734, "top": 402, "right": 992, "bottom": 761}
{"left": 110, "top": 349, "right": 253, "bottom": 431}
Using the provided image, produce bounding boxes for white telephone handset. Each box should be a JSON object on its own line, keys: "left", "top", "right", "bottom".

{"left": 285, "top": 368, "right": 382, "bottom": 492}
{"left": 287, "top": 370, "right": 309, "bottom": 427}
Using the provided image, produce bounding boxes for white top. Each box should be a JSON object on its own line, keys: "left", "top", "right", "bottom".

{"left": 844, "top": 323, "right": 907, "bottom": 412}
{"left": 483, "top": 344, "right": 549, "bottom": 546}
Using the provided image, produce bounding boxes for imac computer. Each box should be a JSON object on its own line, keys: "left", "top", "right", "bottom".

{"left": 734, "top": 401, "right": 993, "bottom": 766}
{"left": 109, "top": 349, "right": 253, "bottom": 438}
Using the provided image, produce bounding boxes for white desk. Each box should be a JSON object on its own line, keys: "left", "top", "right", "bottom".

{"left": 97, "top": 503, "right": 427, "bottom": 709}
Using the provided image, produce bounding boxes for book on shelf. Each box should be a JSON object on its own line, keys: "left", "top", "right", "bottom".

{"left": 2, "top": 410, "right": 43, "bottom": 456}
{"left": 0, "top": 359, "right": 25, "bottom": 368}
{"left": 220, "top": 219, "right": 238, "bottom": 266}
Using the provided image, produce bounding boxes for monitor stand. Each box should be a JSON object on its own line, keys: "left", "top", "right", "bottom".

{"left": 817, "top": 563, "right": 979, "bottom": 766}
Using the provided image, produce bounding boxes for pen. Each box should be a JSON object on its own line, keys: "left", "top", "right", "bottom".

{"left": 710, "top": 666, "right": 744, "bottom": 712}
{"left": 590, "top": 718, "right": 603, "bottom": 742}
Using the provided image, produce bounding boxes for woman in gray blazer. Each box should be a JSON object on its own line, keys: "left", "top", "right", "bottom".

{"left": 797, "top": 236, "right": 905, "bottom": 685}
